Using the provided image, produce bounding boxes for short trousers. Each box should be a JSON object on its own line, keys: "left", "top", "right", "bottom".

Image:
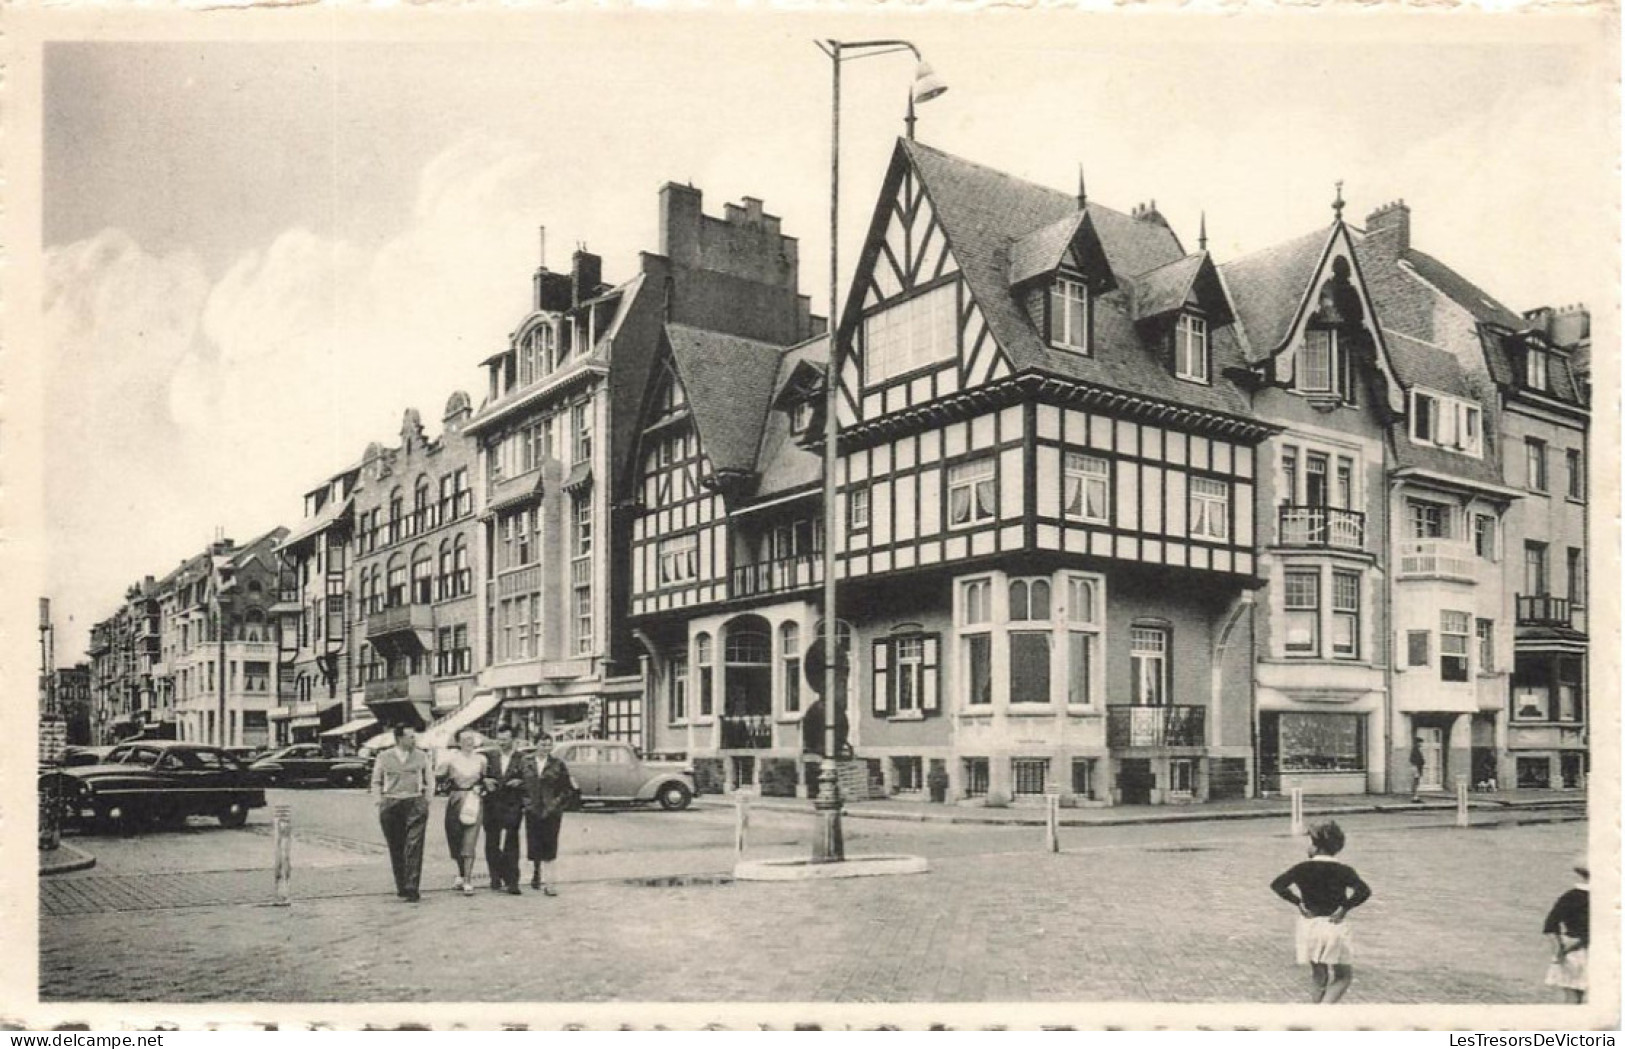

{"left": 1546, "top": 948, "right": 1587, "bottom": 992}
{"left": 1296, "top": 915, "right": 1354, "bottom": 966}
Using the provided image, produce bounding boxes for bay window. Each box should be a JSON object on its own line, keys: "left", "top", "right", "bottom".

{"left": 948, "top": 456, "right": 997, "bottom": 527}
{"left": 1440, "top": 610, "right": 1470, "bottom": 682}
{"left": 960, "top": 577, "right": 993, "bottom": 707}
{"left": 1283, "top": 571, "right": 1320, "bottom": 657}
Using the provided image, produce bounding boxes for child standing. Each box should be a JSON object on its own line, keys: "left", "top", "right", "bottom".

{"left": 1270, "top": 820, "right": 1373, "bottom": 1003}
{"left": 1543, "top": 852, "right": 1589, "bottom": 1003}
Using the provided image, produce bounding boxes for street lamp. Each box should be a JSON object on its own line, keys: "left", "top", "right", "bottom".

{"left": 812, "top": 39, "right": 946, "bottom": 864}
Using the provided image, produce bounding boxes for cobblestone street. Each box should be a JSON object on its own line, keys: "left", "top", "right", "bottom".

{"left": 38, "top": 789, "right": 1590, "bottom": 1005}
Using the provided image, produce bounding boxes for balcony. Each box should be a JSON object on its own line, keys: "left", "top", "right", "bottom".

{"left": 1277, "top": 506, "right": 1365, "bottom": 551}
{"left": 1517, "top": 594, "right": 1573, "bottom": 628}
{"left": 719, "top": 714, "right": 773, "bottom": 750}
{"left": 1396, "top": 539, "right": 1477, "bottom": 583}
{"left": 730, "top": 553, "right": 823, "bottom": 599}
{"left": 1107, "top": 705, "right": 1206, "bottom": 748}
{"left": 366, "top": 603, "right": 434, "bottom": 656}
{"left": 365, "top": 673, "right": 434, "bottom": 707}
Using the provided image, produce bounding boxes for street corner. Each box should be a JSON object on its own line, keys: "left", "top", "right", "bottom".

{"left": 40, "top": 842, "right": 97, "bottom": 876}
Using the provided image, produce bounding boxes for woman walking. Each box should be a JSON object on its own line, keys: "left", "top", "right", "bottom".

{"left": 437, "top": 728, "right": 487, "bottom": 897}
{"left": 522, "top": 732, "right": 576, "bottom": 895}
{"left": 1270, "top": 820, "right": 1372, "bottom": 1003}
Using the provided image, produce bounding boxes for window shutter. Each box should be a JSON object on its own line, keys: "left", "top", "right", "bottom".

{"left": 921, "top": 636, "right": 940, "bottom": 715}
{"left": 872, "top": 640, "right": 890, "bottom": 716}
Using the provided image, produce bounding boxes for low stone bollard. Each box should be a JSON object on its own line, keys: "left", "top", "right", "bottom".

{"left": 1289, "top": 787, "right": 1305, "bottom": 837}
{"left": 1455, "top": 776, "right": 1470, "bottom": 828}
{"left": 1044, "top": 793, "right": 1060, "bottom": 853}
{"left": 734, "top": 790, "right": 751, "bottom": 858}
{"left": 273, "top": 805, "right": 292, "bottom": 906}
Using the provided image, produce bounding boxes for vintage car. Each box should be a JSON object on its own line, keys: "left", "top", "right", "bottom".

{"left": 248, "top": 744, "right": 372, "bottom": 788}
{"left": 552, "top": 740, "right": 695, "bottom": 811}
{"left": 56, "top": 745, "right": 115, "bottom": 767}
{"left": 39, "top": 740, "right": 267, "bottom": 833}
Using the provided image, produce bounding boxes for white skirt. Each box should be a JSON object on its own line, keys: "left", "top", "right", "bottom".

{"left": 1546, "top": 948, "right": 1587, "bottom": 991}
{"left": 1296, "top": 915, "right": 1355, "bottom": 966}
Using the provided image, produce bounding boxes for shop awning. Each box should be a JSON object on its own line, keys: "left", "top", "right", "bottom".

{"left": 420, "top": 693, "right": 502, "bottom": 751}
{"left": 289, "top": 716, "right": 322, "bottom": 729}
{"left": 320, "top": 716, "right": 379, "bottom": 739}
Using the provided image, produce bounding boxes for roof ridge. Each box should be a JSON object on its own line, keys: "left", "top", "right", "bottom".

{"left": 904, "top": 138, "right": 1139, "bottom": 225}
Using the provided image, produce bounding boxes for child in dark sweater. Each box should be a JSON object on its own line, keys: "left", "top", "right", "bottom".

{"left": 1270, "top": 820, "right": 1373, "bottom": 1003}
{"left": 1543, "top": 852, "right": 1589, "bottom": 1003}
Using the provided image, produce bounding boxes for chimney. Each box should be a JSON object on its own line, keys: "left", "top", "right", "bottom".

{"left": 1522, "top": 305, "right": 1555, "bottom": 339}
{"left": 1550, "top": 303, "right": 1591, "bottom": 349}
{"left": 659, "top": 181, "right": 703, "bottom": 265}
{"left": 572, "top": 248, "right": 602, "bottom": 307}
{"left": 1364, "top": 200, "right": 1411, "bottom": 254}
{"left": 532, "top": 225, "right": 573, "bottom": 312}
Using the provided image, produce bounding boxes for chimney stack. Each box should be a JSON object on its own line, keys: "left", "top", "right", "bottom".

{"left": 1364, "top": 200, "right": 1411, "bottom": 254}
{"left": 572, "top": 247, "right": 602, "bottom": 307}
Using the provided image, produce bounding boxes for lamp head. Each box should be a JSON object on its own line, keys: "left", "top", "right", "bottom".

{"left": 911, "top": 60, "right": 948, "bottom": 105}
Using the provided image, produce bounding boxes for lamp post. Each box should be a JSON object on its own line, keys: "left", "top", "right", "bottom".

{"left": 812, "top": 39, "right": 946, "bottom": 864}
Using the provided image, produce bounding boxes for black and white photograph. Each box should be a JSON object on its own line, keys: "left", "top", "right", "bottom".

{"left": 4, "top": 3, "right": 1617, "bottom": 1032}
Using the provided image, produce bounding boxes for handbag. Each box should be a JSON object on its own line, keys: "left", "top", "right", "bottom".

{"left": 459, "top": 790, "right": 482, "bottom": 826}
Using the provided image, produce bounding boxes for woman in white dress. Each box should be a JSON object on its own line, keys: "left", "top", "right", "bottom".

{"left": 437, "top": 728, "right": 487, "bottom": 896}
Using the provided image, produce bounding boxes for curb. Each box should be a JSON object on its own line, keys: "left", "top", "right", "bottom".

{"left": 39, "top": 842, "right": 97, "bottom": 876}
{"left": 700, "top": 795, "right": 1585, "bottom": 829}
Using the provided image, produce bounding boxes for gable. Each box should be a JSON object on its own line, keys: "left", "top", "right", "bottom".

{"left": 863, "top": 163, "right": 959, "bottom": 310}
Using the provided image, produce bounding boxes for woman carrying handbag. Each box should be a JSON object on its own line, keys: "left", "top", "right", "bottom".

{"left": 437, "top": 728, "right": 487, "bottom": 897}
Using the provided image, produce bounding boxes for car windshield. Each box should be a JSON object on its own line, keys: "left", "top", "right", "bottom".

{"left": 106, "top": 746, "right": 161, "bottom": 767}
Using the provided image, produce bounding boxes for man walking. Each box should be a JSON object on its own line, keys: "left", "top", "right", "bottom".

{"left": 522, "top": 732, "right": 576, "bottom": 895}
{"left": 372, "top": 723, "right": 433, "bottom": 903}
{"left": 481, "top": 723, "right": 527, "bottom": 895}
{"left": 1409, "top": 736, "right": 1427, "bottom": 803}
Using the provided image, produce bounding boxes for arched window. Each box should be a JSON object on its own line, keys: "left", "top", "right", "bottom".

{"left": 243, "top": 608, "right": 266, "bottom": 643}
{"left": 358, "top": 573, "right": 373, "bottom": 618}
{"left": 386, "top": 554, "right": 407, "bottom": 607}
{"left": 411, "top": 546, "right": 434, "bottom": 604}
{"left": 694, "top": 632, "right": 714, "bottom": 718}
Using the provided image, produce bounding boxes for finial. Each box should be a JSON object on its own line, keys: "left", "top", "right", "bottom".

{"left": 1077, "top": 165, "right": 1087, "bottom": 210}
{"left": 1198, "top": 211, "right": 1208, "bottom": 253}
{"left": 1333, "top": 180, "right": 1345, "bottom": 222}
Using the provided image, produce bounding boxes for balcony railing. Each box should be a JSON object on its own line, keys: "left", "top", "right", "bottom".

{"left": 730, "top": 553, "right": 823, "bottom": 599}
{"left": 1396, "top": 539, "right": 1477, "bottom": 583}
{"left": 719, "top": 714, "right": 773, "bottom": 750}
{"left": 365, "top": 673, "right": 434, "bottom": 706}
{"left": 1106, "top": 705, "right": 1206, "bottom": 748}
{"left": 1517, "top": 593, "right": 1573, "bottom": 627}
{"left": 1277, "top": 506, "right": 1366, "bottom": 550}
{"left": 366, "top": 603, "right": 435, "bottom": 643}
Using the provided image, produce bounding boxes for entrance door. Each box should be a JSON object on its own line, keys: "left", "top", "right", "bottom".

{"left": 1117, "top": 758, "right": 1154, "bottom": 805}
{"left": 1417, "top": 727, "right": 1444, "bottom": 791}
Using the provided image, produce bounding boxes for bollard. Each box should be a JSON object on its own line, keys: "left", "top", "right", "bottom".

{"left": 272, "top": 805, "right": 292, "bottom": 906}
{"left": 1044, "top": 793, "right": 1061, "bottom": 853}
{"left": 1289, "top": 787, "right": 1305, "bottom": 837}
{"left": 734, "top": 790, "right": 750, "bottom": 858}
{"left": 1455, "top": 776, "right": 1469, "bottom": 828}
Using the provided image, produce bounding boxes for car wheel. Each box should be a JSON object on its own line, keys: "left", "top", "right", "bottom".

{"left": 656, "top": 782, "right": 693, "bottom": 811}
{"left": 218, "top": 802, "right": 249, "bottom": 829}
{"left": 97, "top": 803, "right": 138, "bottom": 837}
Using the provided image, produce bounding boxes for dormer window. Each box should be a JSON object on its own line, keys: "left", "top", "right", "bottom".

{"left": 1049, "top": 276, "right": 1090, "bottom": 354}
{"left": 1296, "top": 328, "right": 1356, "bottom": 405}
{"left": 1525, "top": 346, "right": 1550, "bottom": 391}
{"left": 789, "top": 399, "right": 813, "bottom": 435}
{"left": 1409, "top": 389, "right": 1483, "bottom": 457}
{"left": 1174, "top": 313, "right": 1209, "bottom": 383}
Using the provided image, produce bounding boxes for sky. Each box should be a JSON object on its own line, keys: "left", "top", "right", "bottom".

{"left": 30, "top": 9, "right": 1618, "bottom": 661}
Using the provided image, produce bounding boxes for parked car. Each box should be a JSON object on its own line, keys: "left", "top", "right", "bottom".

{"left": 56, "top": 745, "right": 115, "bottom": 767}
{"left": 39, "top": 741, "right": 267, "bottom": 834}
{"left": 248, "top": 744, "right": 372, "bottom": 788}
{"left": 552, "top": 740, "right": 695, "bottom": 811}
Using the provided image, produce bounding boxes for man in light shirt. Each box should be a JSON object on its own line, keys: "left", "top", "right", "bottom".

{"left": 371, "top": 723, "right": 434, "bottom": 903}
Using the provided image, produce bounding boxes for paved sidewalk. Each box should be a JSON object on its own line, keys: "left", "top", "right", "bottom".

{"left": 712, "top": 788, "right": 1588, "bottom": 827}
{"left": 38, "top": 843, "right": 96, "bottom": 876}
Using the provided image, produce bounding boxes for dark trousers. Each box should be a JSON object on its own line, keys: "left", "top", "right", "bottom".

{"left": 483, "top": 808, "right": 523, "bottom": 888}
{"left": 379, "top": 796, "right": 428, "bottom": 896}
{"left": 525, "top": 810, "right": 564, "bottom": 863}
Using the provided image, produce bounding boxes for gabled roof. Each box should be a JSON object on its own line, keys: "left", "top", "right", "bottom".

{"left": 755, "top": 337, "right": 829, "bottom": 499}
{"left": 1008, "top": 213, "right": 1094, "bottom": 287}
{"left": 664, "top": 324, "right": 788, "bottom": 480}
{"left": 1402, "top": 249, "right": 1523, "bottom": 329}
{"left": 1218, "top": 226, "right": 1332, "bottom": 360}
{"left": 896, "top": 140, "right": 1254, "bottom": 420}
{"left": 1476, "top": 325, "right": 1587, "bottom": 407}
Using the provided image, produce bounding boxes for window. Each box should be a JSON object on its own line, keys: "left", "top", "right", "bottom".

{"left": 959, "top": 578, "right": 993, "bottom": 708}
{"left": 948, "top": 456, "right": 997, "bottom": 527}
{"left": 1525, "top": 347, "right": 1550, "bottom": 391}
{"left": 573, "top": 561, "right": 593, "bottom": 655}
{"left": 963, "top": 758, "right": 990, "bottom": 798}
{"left": 1188, "top": 477, "right": 1230, "bottom": 541}
{"left": 573, "top": 493, "right": 593, "bottom": 557}
{"left": 696, "top": 634, "right": 713, "bottom": 718}
{"left": 1009, "top": 632, "right": 1051, "bottom": 706}
{"left": 1070, "top": 758, "right": 1095, "bottom": 799}
{"left": 1410, "top": 391, "right": 1482, "bottom": 455}
{"left": 1063, "top": 453, "right": 1110, "bottom": 523}
{"left": 1298, "top": 329, "right": 1335, "bottom": 393}
{"left": 1065, "top": 575, "right": 1101, "bottom": 708}
{"left": 1524, "top": 542, "right": 1549, "bottom": 596}
{"left": 891, "top": 756, "right": 924, "bottom": 792}
{"left": 1566, "top": 449, "right": 1584, "bottom": 501}
{"left": 1567, "top": 548, "right": 1584, "bottom": 608}
{"left": 781, "top": 624, "right": 801, "bottom": 715}
{"left": 1130, "top": 626, "right": 1169, "bottom": 706}
{"left": 1269, "top": 712, "right": 1366, "bottom": 772}
{"left": 1305, "top": 454, "right": 1328, "bottom": 507}
{"left": 1407, "top": 499, "right": 1448, "bottom": 539}
{"left": 411, "top": 549, "right": 433, "bottom": 605}
{"left": 1049, "top": 277, "right": 1090, "bottom": 353}
{"left": 452, "top": 537, "right": 470, "bottom": 596}
{"left": 848, "top": 487, "right": 870, "bottom": 533}
{"left": 1175, "top": 313, "right": 1209, "bottom": 382}
{"left": 864, "top": 283, "right": 957, "bottom": 383}
{"left": 657, "top": 534, "right": 699, "bottom": 586}
{"left": 1012, "top": 757, "right": 1050, "bottom": 796}
{"left": 1169, "top": 758, "right": 1197, "bottom": 797}
{"left": 1281, "top": 448, "right": 1297, "bottom": 504}
{"left": 1476, "top": 619, "right": 1494, "bottom": 674}
{"left": 243, "top": 662, "right": 270, "bottom": 693}
{"left": 1473, "top": 514, "right": 1497, "bottom": 560}
{"left": 1283, "top": 571, "right": 1320, "bottom": 657}
{"left": 668, "top": 653, "right": 688, "bottom": 723}
{"left": 1440, "top": 611, "right": 1470, "bottom": 682}
{"left": 1336, "top": 457, "right": 1354, "bottom": 509}
{"left": 1008, "top": 578, "right": 1051, "bottom": 621}
{"left": 1557, "top": 657, "right": 1582, "bottom": 722}
{"left": 573, "top": 402, "right": 593, "bottom": 465}
{"left": 437, "top": 541, "right": 453, "bottom": 600}
{"left": 1331, "top": 571, "right": 1360, "bottom": 659}
{"left": 386, "top": 557, "right": 407, "bottom": 608}
{"left": 789, "top": 399, "right": 813, "bottom": 435}
{"left": 1406, "top": 630, "right": 1430, "bottom": 667}
{"left": 1525, "top": 438, "right": 1548, "bottom": 492}
{"left": 873, "top": 635, "right": 940, "bottom": 717}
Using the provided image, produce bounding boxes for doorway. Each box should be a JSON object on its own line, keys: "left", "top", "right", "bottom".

{"left": 1416, "top": 726, "right": 1445, "bottom": 791}
{"left": 1117, "top": 758, "right": 1154, "bottom": 805}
